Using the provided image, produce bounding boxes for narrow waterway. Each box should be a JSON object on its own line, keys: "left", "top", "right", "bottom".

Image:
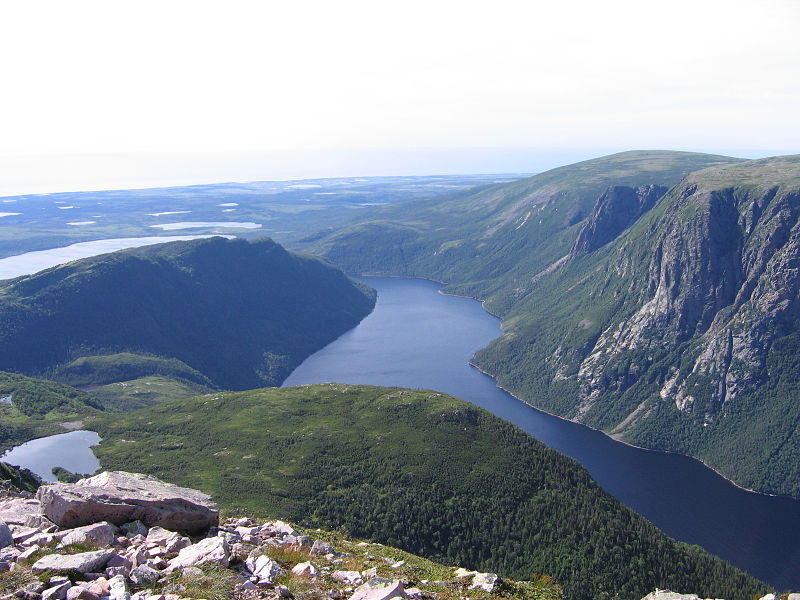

{"left": 284, "top": 276, "right": 800, "bottom": 590}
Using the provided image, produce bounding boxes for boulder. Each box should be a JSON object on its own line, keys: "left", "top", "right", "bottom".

{"left": 128, "top": 564, "right": 161, "bottom": 586}
{"left": 350, "top": 579, "right": 407, "bottom": 600}
{"left": 59, "top": 522, "right": 118, "bottom": 547}
{"left": 309, "top": 540, "right": 335, "bottom": 557}
{"left": 36, "top": 471, "right": 218, "bottom": 533}
{"left": 165, "top": 536, "right": 229, "bottom": 572}
{"left": 0, "top": 520, "right": 13, "bottom": 548}
{"left": 108, "top": 574, "right": 131, "bottom": 600}
{"left": 42, "top": 581, "right": 71, "bottom": 600}
{"left": 291, "top": 561, "right": 318, "bottom": 578}
{"left": 245, "top": 551, "right": 285, "bottom": 584}
{"left": 333, "top": 570, "right": 363, "bottom": 585}
{"left": 32, "top": 549, "right": 115, "bottom": 574}
{"left": 469, "top": 572, "right": 499, "bottom": 593}
{"left": 0, "top": 497, "right": 42, "bottom": 525}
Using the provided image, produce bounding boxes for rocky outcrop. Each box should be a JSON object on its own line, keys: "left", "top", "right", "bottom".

{"left": 36, "top": 471, "right": 218, "bottom": 533}
{"left": 571, "top": 185, "right": 667, "bottom": 257}
{"left": 563, "top": 162, "right": 800, "bottom": 442}
{"left": 0, "top": 472, "right": 527, "bottom": 600}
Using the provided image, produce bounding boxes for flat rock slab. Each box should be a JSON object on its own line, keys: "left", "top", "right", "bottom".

{"left": 0, "top": 497, "right": 42, "bottom": 525}
{"left": 32, "top": 549, "right": 115, "bottom": 574}
{"left": 37, "top": 472, "right": 218, "bottom": 533}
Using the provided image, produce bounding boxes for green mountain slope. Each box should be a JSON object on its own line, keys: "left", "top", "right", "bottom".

{"left": 0, "top": 237, "right": 376, "bottom": 390}
{"left": 477, "top": 155, "right": 800, "bottom": 497}
{"left": 90, "top": 384, "right": 766, "bottom": 600}
{"left": 303, "top": 151, "right": 800, "bottom": 497}
{"left": 306, "top": 151, "right": 742, "bottom": 310}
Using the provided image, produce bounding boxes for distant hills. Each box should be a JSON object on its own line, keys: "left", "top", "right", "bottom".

{"left": 303, "top": 150, "right": 800, "bottom": 497}
{"left": 0, "top": 237, "right": 376, "bottom": 392}
{"left": 90, "top": 383, "right": 766, "bottom": 600}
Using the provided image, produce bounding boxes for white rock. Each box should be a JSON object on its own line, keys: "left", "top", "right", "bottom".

{"left": 470, "top": 572, "right": 499, "bottom": 592}
{"left": 291, "top": 561, "right": 318, "bottom": 578}
{"left": 453, "top": 567, "right": 477, "bottom": 579}
{"left": 350, "top": 578, "right": 407, "bottom": 600}
{"left": 166, "top": 536, "right": 229, "bottom": 572}
{"left": 758, "top": 595, "right": 778, "bottom": 600}
{"left": 333, "top": 570, "right": 363, "bottom": 585}
{"left": 245, "top": 551, "right": 285, "bottom": 584}
{"left": 108, "top": 574, "right": 131, "bottom": 600}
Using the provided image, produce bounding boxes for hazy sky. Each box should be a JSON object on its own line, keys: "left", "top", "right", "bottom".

{"left": 1, "top": 0, "right": 797, "bottom": 193}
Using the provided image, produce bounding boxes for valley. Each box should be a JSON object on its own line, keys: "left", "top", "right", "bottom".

{"left": 0, "top": 161, "right": 797, "bottom": 598}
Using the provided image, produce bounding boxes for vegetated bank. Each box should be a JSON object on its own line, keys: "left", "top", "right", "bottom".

{"left": 90, "top": 384, "right": 767, "bottom": 600}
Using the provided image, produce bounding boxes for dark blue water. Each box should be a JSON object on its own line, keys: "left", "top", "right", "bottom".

{"left": 284, "top": 277, "right": 800, "bottom": 590}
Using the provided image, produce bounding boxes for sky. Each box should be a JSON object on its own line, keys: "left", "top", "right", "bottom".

{"left": 0, "top": 0, "right": 798, "bottom": 195}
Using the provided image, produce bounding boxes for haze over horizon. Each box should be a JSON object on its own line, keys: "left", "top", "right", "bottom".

{"left": 1, "top": 0, "right": 797, "bottom": 195}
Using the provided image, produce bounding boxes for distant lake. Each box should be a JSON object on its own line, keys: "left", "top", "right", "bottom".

{"left": 1, "top": 430, "right": 101, "bottom": 482}
{"left": 284, "top": 276, "right": 800, "bottom": 590}
{"left": 0, "top": 236, "right": 230, "bottom": 280}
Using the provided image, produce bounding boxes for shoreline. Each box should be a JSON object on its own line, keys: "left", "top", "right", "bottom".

{"left": 356, "top": 272, "right": 790, "bottom": 500}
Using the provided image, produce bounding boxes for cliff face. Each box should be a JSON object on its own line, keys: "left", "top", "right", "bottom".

{"left": 572, "top": 161, "right": 800, "bottom": 421}
{"left": 570, "top": 184, "right": 667, "bottom": 257}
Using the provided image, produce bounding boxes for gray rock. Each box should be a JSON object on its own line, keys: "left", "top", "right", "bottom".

{"left": 0, "top": 497, "right": 41, "bottom": 525}
{"left": 0, "top": 519, "right": 13, "bottom": 548}
{"left": 36, "top": 471, "right": 218, "bottom": 533}
{"left": 180, "top": 566, "right": 204, "bottom": 578}
{"left": 59, "top": 522, "right": 118, "bottom": 547}
{"left": 350, "top": 578, "right": 407, "bottom": 600}
{"left": 787, "top": 595, "right": 800, "bottom": 600}
{"left": 165, "top": 536, "right": 229, "bottom": 572}
{"left": 245, "top": 551, "right": 285, "bottom": 584}
{"left": 32, "top": 550, "right": 115, "bottom": 574}
{"left": 121, "top": 520, "right": 149, "bottom": 537}
{"left": 310, "top": 540, "right": 335, "bottom": 557}
{"left": 42, "top": 581, "right": 71, "bottom": 600}
{"left": 129, "top": 565, "right": 161, "bottom": 586}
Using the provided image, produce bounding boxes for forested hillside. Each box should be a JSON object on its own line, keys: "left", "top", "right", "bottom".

{"left": 0, "top": 237, "right": 376, "bottom": 390}
{"left": 90, "top": 384, "right": 766, "bottom": 600}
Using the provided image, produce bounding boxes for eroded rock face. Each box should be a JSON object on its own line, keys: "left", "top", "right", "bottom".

{"left": 36, "top": 472, "right": 218, "bottom": 533}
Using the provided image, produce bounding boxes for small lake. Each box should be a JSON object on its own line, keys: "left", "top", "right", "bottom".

{"left": 0, "top": 430, "right": 101, "bottom": 482}
{"left": 284, "top": 276, "right": 800, "bottom": 590}
{"left": 0, "top": 235, "right": 230, "bottom": 280}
